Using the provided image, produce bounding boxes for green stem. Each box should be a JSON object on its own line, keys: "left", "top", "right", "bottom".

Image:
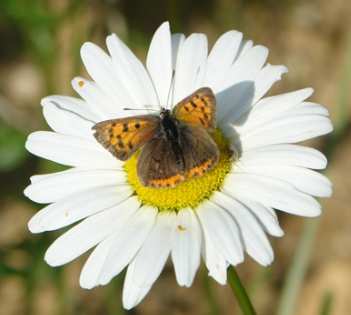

{"left": 277, "top": 219, "right": 319, "bottom": 315}
{"left": 227, "top": 267, "right": 257, "bottom": 315}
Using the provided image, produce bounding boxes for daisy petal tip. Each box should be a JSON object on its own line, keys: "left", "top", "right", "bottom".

{"left": 40, "top": 95, "right": 59, "bottom": 107}
{"left": 44, "top": 251, "right": 60, "bottom": 267}
{"left": 24, "top": 137, "right": 32, "bottom": 152}
{"left": 182, "top": 282, "right": 193, "bottom": 288}
{"left": 105, "top": 33, "right": 121, "bottom": 49}
{"left": 209, "top": 271, "right": 227, "bottom": 285}
{"left": 261, "top": 259, "right": 274, "bottom": 267}
{"left": 175, "top": 275, "right": 194, "bottom": 288}
{"left": 159, "top": 21, "right": 170, "bottom": 30}
{"left": 40, "top": 98, "right": 48, "bottom": 107}
{"left": 71, "top": 76, "right": 87, "bottom": 90}
{"left": 327, "top": 120, "right": 334, "bottom": 133}
{"left": 275, "top": 65, "right": 289, "bottom": 78}
{"left": 122, "top": 284, "right": 151, "bottom": 310}
{"left": 305, "top": 87, "right": 314, "bottom": 98}
{"left": 324, "top": 185, "right": 333, "bottom": 198}
{"left": 80, "top": 42, "right": 91, "bottom": 57}
{"left": 254, "top": 45, "right": 269, "bottom": 59}
{"left": 266, "top": 64, "right": 288, "bottom": 80}
{"left": 232, "top": 29, "right": 243, "bottom": 38}
{"left": 106, "top": 33, "right": 117, "bottom": 42}
{"left": 23, "top": 185, "right": 32, "bottom": 200}
{"left": 80, "top": 42, "right": 101, "bottom": 62}
{"left": 151, "top": 21, "right": 171, "bottom": 40}
{"left": 27, "top": 218, "right": 43, "bottom": 234}
{"left": 274, "top": 228, "right": 285, "bottom": 238}
{"left": 98, "top": 276, "right": 110, "bottom": 286}
{"left": 79, "top": 275, "right": 96, "bottom": 290}
{"left": 233, "top": 252, "right": 245, "bottom": 266}
{"left": 306, "top": 207, "right": 322, "bottom": 218}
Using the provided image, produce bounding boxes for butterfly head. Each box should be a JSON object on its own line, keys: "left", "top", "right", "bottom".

{"left": 160, "top": 107, "right": 172, "bottom": 119}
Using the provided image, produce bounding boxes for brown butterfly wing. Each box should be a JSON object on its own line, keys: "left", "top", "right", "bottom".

{"left": 173, "top": 87, "right": 216, "bottom": 130}
{"left": 179, "top": 124, "right": 219, "bottom": 179}
{"left": 137, "top": 137, "right": 186, "bottom": 188}
{"left": 137, "top": 123, "right": 219, "bottom": 188}
{"left": 92, "top": 115, "right": 160, "bottom": 161}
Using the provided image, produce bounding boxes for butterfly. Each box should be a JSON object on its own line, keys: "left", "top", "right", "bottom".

{"left": 92, "top": 87, "right": 219, "bottom": 188}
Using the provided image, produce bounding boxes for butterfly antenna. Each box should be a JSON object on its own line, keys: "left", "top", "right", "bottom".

{"left": 166, "top": 70, "right": 176, "bottom": 109}
{"left": 123, "top": 107, "right": 158, "bottom": 112}
{"left": 145, "top": 71, "right": 162, "bottom": 109}
{"left": 123, "top": 108, "right": 159, "bottom": 112}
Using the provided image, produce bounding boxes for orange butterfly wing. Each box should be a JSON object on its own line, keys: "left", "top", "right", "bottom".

{"left": 173, "top": 87, "right": 216, "bottom": 130}
{"left": 92, "top": 115, "right": 160, "bottom": 161}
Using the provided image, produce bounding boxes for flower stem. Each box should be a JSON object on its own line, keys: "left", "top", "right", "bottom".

{"left": 227, "top": 267, "right": 257, "bottom": 315}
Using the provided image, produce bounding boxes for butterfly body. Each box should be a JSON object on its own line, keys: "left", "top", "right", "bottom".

{"left": 93, "top": 87, "right": 219, "bottom": 188}
{"left": 158, "top": 108, "right": 186, "bottom": 169}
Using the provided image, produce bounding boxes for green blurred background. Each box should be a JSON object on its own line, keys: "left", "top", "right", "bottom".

{"left": 0, "top": 0, "right": 350, "bottom": 314}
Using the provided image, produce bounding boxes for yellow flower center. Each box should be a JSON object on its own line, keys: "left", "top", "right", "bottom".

{"left": 124, "top": 129, "right": 233, "bottom": 211}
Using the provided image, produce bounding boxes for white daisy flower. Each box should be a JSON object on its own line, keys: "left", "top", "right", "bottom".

{"left": 25, "top": 22, "right": 333, "bottom": 309}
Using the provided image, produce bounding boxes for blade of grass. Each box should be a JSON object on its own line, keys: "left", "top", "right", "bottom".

{"left": 319, "top": 291, "right": 333, "bottom": 315}
{"left": 202, "top": 268, "right": 222, "bottom": 315}
{"left": 276, "top": 219, "right": 319, "bottom": 315}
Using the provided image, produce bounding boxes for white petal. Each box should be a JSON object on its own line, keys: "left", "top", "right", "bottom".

{"left": 81, "top": 206, "right": 157, "bottom": 289}
{"left": 216, "top": 45, "right": 269, "bottom": 123}
{"left": 171, "top": 209, "right": 202, "bottom": 287}
{"left": 28, "top": 185, "right": 133, "bottom": 233}
{"left": 235, "top": 40, "right": 253, "bottom": 61}
{"left": 122, "top": 211, "right": 176, "bottom": 309}
{"left": 98, "top": 206, "right": 158, "bottom": 286}
{"left": 216, "top": 80, "right": 255, "bottom": 126}
{"left": 201, "top": 230, "right": 228, "bottom": 285}
{"left": 252, "top": 64, "right": 288, "bottom": 104}
{"left": 221, "top": 45, "right": 268, "bottom": 91}
{"left": 29, "top": 167, "right": 81, "bottom": 184}
{"left": 122, "top": 282, "right": 152, "bottom": 310}
{"left": 243, "top": 101, "right": 330, "bottom": 132}
{"left": 236, "top": 165, "right": 332, "bottom": 197}
{"left": 173, "top": 33, "right": 208, "bottom": 104}
{"left": 196, "top": 200, "right": 243, "bottom": 265}
{"left": 212, "top": 192, "right": 274, "bottom": 266}
{"left": 171, "top": 33, "right": 185, "bottom": 70}
{"left": 25, "top": 131, "right": 120, "bottom": 168}
{"left": 208, "top": 30, "right": 242, "bottom": 69}
{"left": 239, "top": 144, "right": 328, "bottom": 170}
{"left": 42, "top": 102, "right": 94, "bottom": 139}
{"left": 293, "top": 102, "right": 330, "bottom": 116}
{"left": 146, "top": 22, "right": 172, "bottom": 106}
{"left": 72, "top": 77, "right": 121, "bottom": 119}
{"left": 106, "top": 34, "right": 158, "bottom": 108}
{"left": 81, "top": 42, "right": 134, "bottom": 110}
{"left": 41, "top": 95, "right": 98, "bottom": 122}
{"left": 44, "top": 197, "right": 140, "bottom": 267}
{"left": 79, "top": 237, "right": 115, "bottom": 289}
{"left": 239, "top": 199, "right": 284, "bottom": 237}
{"left": 240, "top": 114, "right": 333, "bottom": 150}
{"left": 236, "top": 88, "right": 313, "bottom": 131}
{"left": 204, "top": 31, "right": 243, "bottom": 89}
{"left": 224, "top": 173, "right": 321, "bottom": 217}
{"left": 24, "top": 168, "right": 126, "bottom": 203}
